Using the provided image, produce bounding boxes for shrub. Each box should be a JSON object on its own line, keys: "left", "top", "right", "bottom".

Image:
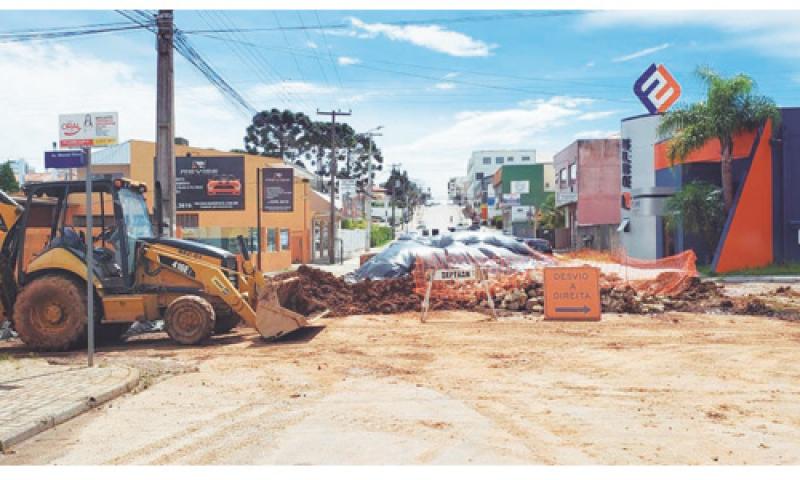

{"left": 341, "top": 218, "right": 367, "bottom": 230}
{"left": 371, "top": 225, "right": 393, "bottom": 247}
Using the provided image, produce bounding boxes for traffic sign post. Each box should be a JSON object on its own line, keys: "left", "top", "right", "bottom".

{"left": 543, "top": 266, "right": 602, "bottom": 321}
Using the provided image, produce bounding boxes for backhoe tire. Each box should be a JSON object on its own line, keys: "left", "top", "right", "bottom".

{"left": 165, "top": 295, "right": 215, "bottom": 346}
{"left": 13, "top": 275, "right": 87, "bottom": 351}
{"left": 213, "top": 314, "right": 241, "bottom": 335}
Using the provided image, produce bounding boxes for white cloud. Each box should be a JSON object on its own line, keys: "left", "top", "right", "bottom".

{"left": 249, "top": 81, "right": 336, "bottom": 98}
{"left": 349, "top": 17, "right": 495, "bottom": 57}
{"left": 573, "top": 130, "right": 620, "bottom": 140}
{"left": 305, "top": 40, "right": 318, "bottom": 49}
{"left": 585, "top": 61, "right": 596, "bottom": 68}
{"left": 0, "top": 42, "right": 247, "bottom": 170}
{"left": 581, "top": 10, "right": 800, "bottom": 59}
{"left": 433, "top": 82, "right": 457, "bottom": 90}
{"left": 443, "top": 72, "right": 461, "bottom": 79}
{"left": 337, "top": 56, "right": 360, "bottom": 66}
{"left": 612, "top": 43, "right": 671, "bottom": 63}
{"left": 577, "top": 110, "right": 620, "bottom": 121}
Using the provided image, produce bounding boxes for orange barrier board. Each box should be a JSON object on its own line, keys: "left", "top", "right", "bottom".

{"left": 544, "top": 267, "right": 601, "bottom": 321}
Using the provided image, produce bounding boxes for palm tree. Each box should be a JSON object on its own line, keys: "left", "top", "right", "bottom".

{"left": 657, "top": 67, "right": 780, "bottom": 213}
{"left": 537, "top": 193, "right": 563, "bottom": 231}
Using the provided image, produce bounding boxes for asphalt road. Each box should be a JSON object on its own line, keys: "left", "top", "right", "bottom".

{"left": 413, "top": 203, "right": 468, "bottom": 234}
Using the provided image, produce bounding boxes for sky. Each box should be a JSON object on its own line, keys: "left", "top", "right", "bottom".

{"left": 3, "top": 9, "right": 800, "bottom": 198}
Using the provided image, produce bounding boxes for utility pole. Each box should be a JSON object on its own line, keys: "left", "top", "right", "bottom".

{"left": 317, "top": 109, "right": 351, "bottom": 264}
{"left": 155, "top": 10, "right": 175, "bottom": 237}
{"left": 361, "top": 127, "right": 383, "bottom": 252}
{"left": 390, "top": 163, "right": 401, "bottom": 237}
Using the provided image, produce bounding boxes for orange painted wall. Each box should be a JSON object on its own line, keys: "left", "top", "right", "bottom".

{"left": 655, "top": 130, "right": 757, "bottom": 170}
{"left": 77, "top": 140, "right": 324, "bottom": 270}
{"left": 714, "top": 123, "right": 773, "bottom": 273}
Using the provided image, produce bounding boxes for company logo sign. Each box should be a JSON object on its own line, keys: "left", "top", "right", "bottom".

{"left": 633, "top": 63, "right": 681, "bottom": 114}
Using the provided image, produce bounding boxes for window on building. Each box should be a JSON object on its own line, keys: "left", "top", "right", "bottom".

{"left": 475, "top": 172, "right": 484, "bottom": 180}
{"left": 495, "top": 157, "right": 504, "bottom": 164}
{"left": 280, "top": 229, "right": 290, "bottom": 250}
{"left": 176, "top": 213, "right": 199, "bottom": 228}
{"left": 521, "top": 156, "right": 531, "bottom": 162}
{"left": 545, "top": 182, "right": 551, "bottom": 189}
{"left": 569, "top": 164, "right": 577, "bottom": 184}
{"left": 507, "top": 156, "right": 514, "bottom": 163}
{"left": 559, "top": 168, "right": 567, "bottom": 186}
{"left": 267, "top": 228, "right": 277, "bottom": 252}
{"left": 482, "top": 157, "right": 491, "bottom": 165}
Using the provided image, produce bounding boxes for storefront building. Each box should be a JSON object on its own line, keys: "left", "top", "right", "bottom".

{"left": 620, "top": 108, "right": 800, "bottom": 272}
{"left": 554, "top": 138, "right": 621, "bottom": 251}
{"left": 77, "top": 140, "right": 328, "bottom": 271}
{"left": 491, "top": 164, "right": 554, "bottom": 237}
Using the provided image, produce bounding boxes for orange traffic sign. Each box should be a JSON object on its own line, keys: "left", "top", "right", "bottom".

{"left": 543, "top": 266, "right": 602, "bottom": 321}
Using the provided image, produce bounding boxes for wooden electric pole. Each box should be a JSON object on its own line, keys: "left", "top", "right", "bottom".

{"left": 155, "top": 10, "right": 176, "bottom": 236}
{"left": 317, "top": 109, "right": 351, "bottom": 264}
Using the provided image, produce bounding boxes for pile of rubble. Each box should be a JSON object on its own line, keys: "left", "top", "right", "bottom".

{"left": 287, "top": 266, "right": 797, "bottom": 320}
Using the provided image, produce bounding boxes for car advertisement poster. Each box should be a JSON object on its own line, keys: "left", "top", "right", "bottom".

{"left": 262, "top": 167, "right": 294, "bottom": 212}
{"left": 176, "top": 156, "right": 245, "bottom": 210}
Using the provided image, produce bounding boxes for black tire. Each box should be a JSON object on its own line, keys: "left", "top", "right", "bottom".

{"left": 13, "top": 275, "right": 88, "bottom": 351}
{"left": 164, "top": 295, "right": 215, "bottom": 345}
{"left": 213, "top": 313, "right": 241, "bottom": 335}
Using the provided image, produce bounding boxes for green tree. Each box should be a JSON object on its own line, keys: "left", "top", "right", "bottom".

{"left": 244, "top": 108, "right": 313, "bottom": 161}
{"left": 0, "top": 162, "right": 20, "bottom": 193}
{"left": 663, "top": 181, "right": 726, "bottom": 265}
{"left": 657, "top": 67, "right": 780, "bottom": 213}
{"left": 537, "top": 193, "right": 563, "bottom": 231}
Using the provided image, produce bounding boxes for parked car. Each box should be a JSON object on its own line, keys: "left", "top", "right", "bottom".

{"left": 517, "top": 237, "right": 553, "bottom": 254}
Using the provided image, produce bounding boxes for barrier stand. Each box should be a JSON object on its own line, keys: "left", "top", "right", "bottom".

{"left": 420, "top": 267, "right": 497, "bottom": 322}
{"left": 477, "top": 267, "right": 498, "bottom": 321}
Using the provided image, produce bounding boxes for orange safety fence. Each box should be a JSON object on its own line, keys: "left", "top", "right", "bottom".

{"left": 412, "top": 248, "right": 698, "bottom": 301}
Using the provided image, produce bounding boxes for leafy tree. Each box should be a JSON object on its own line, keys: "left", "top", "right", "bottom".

{"left": 657, "top": 67, "right": 780, "bottom": 212}
{"left": 174, "top": 137, "right": 189, "bottom": 146}
{"left": 537, "top": 193, "right": 563, "bottom": 231}
{"left": 0, "top": 162, "right": 20, "bottom": 193}
{"left": 244, "top": 108, "right": 313, "bottom": 161}
{"left": 663, "top": 181, "right": 726, "bottom": 264}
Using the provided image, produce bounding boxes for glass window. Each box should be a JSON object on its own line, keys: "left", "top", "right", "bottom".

{"left": 496, "top": 157, "right": 504, "bottom": 164}
{"left": 569, "top": 164, "right": 578, "bottom": 183}
{"left": 280, "top": 229, "right": 290, "bottom": 250}
{"left": 482, "top": 157, "right": 491, "bottom": 164}
{"left": 507, "top": 156, "right": 514, "bottom": 162}
{"left": 176, "top": 214, "right": 199, "bottom": 228}
{"left": 559, "top": 168, "right": 567, "bottom": 184}
{"left": 521, "top": 156, "right": 531, "bottom": 162}
{"left": 267, "top": 228, "right": 277, "bottom": 252}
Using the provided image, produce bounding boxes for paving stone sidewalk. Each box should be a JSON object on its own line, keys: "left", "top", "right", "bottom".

{"left": 0, "top": 358, "right": 139, "bottom": 452}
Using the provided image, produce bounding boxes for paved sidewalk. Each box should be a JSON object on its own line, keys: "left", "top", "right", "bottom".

{"left": 0, "top": 358, "right": 139, "bottom": 452}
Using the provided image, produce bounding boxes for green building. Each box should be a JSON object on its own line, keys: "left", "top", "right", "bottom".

{"left": 491, "top": 163, "right": 555, "bottom": 237}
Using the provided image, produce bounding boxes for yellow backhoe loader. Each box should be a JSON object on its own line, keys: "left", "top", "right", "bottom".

{"left": 0, "top": 178, "right": 323, "bottom": 351}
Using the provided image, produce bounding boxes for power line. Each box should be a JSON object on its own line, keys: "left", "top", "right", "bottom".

{"left": 315, "top": 10, "right": 345, "bottom": 105}
{"left": 182, "top": 11, "right": 584, "bottom": 34}
{"left": 297, "top": 11, "right": 331, "bottom": 88}
{"left": 0, "top": 22, "right": 151, "bottom": 43}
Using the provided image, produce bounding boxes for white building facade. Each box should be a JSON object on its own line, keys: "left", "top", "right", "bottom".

{"left": 465, "top": 149, "right": 536, "bottom": 221}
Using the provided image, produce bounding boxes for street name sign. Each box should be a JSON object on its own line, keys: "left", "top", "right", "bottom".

{"left": 543, "top": 266, "right": 601, "bottom": 321}
{"left": 44, "top": 150, "right": 86, "bottom": 169}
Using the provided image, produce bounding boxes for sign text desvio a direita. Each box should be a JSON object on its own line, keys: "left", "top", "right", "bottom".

{"left": 543, "top": 266, "right": 601, "bottom": 321}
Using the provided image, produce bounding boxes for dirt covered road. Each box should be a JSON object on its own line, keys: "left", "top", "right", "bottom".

{"left": 2, "top": 307, "right": 800, "bottom": 465}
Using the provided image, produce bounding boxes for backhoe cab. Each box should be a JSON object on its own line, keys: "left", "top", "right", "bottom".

{"left": 0, "top": 178, "right": 321, "bottom": 351}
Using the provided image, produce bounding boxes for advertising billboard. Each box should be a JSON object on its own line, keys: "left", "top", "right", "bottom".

{"left": 510, "top": 180, "right": 530, "bottom": 194}
{"left": 58, "top": 112, "right": 118, "bottom": 148}
{"left": 176, "top": 156, "right": 245, "bottom": 211}
{"left": 262, "top": 167, "right": 294, "bottom": 212}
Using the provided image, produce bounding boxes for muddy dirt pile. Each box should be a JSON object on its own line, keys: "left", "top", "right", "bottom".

{"left": 284, "top": 266, "right": 798, "bottom": 320}
{"left": 286, "top": 266, "right": 472, "bottom": 317}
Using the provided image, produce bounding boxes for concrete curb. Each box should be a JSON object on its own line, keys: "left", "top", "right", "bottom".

{"left": 708, "top": 276, "right": 800, "bottom": 283}
{"left": 0, "top": 366, "right": 140, "bottom": 453}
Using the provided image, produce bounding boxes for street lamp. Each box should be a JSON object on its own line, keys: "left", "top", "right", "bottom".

{"left": 361, "top": 126, "right": 383, "bottom": 252}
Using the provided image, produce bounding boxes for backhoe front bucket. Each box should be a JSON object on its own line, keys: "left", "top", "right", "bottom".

{"left": 254, "top": 275, "right": 328, "bottom": 339}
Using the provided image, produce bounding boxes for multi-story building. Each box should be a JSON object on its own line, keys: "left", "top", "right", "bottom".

{"left": 490, "top": 163, "right": 555, "bottom": 237}
{"left": 554, "top": 139, "right": 621, "bottom": 251}
{"left": 6, "top": 158, "right": 33, "bottom": 185}
{"left": 465, "top": 149, "right": 536, "bottom": 222}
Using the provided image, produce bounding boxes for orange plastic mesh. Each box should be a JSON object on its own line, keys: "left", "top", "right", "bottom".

{"left": 413, "top": 249, "right": 698, "bottom": 301}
